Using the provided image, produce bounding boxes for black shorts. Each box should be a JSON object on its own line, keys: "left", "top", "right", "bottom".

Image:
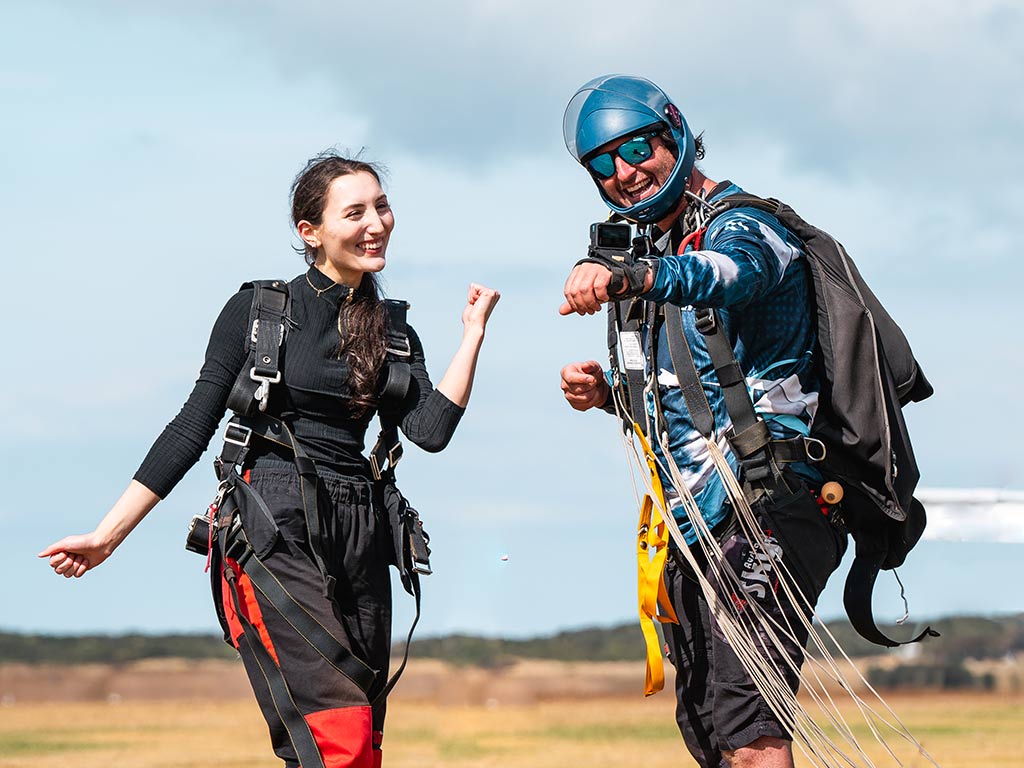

{"left": 662, "top": 480, "right": 848, "bottom": 767}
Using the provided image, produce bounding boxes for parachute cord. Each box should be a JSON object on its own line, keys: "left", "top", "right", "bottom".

{"left": 641, "top": 432, "right": 940, "bottom": 767}
{"left": 600, "top": 318, "right": 938, "bottom": 765}
{"left": 703, "top": 437, "right": 940, "bottom": 766}
{"left": 893, "top": 569, "right": 911, "bottom": 625}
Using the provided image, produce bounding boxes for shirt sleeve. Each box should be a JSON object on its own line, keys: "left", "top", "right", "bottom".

{"left": 396, "top": 324, "right": 465, "bottom": 452}
{"left": 641, "top": 209, "right": 800, "bottom": 309}
{"left": 133, "top": 289, "right": 252, "bottom": 498}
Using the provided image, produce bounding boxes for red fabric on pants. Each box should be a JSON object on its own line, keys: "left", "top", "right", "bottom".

{"left": 305, "top": 707, "right": 374, "bottom": 768}
{"left": 221, "top": 558, "right": 280, "bottom": 664}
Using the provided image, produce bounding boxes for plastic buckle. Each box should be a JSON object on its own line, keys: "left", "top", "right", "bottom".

{"left": 250, "top": 367, "right": 282, "bottom": 412}
{"left": 223, "top": 422, "right": 252, "bottom": 448}
{"left": 412, "top": 556, "right": 433, "bottom": 576}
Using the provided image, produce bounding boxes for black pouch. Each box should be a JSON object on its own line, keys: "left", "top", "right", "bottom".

{"left": 185, "top": 514, "right": 213, "bottom": 555}
{"left": 377, "top": 473, "right": 432, "bottom": 595}
{"left": 762, "top": 479, "right": 848, "bottom": 602}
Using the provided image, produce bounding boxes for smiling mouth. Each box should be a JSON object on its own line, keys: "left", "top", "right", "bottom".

{"left": 359, "top": 239, "right": 385, "bottom": 254}
{"left": 623, "top": 177, "right": 655, "bottom": 202}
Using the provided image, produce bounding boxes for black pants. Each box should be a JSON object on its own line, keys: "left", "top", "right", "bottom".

{"left": 662, "top": 481, "right": 848, "bottom": 768}
{"left": 218, "top": 460, "right": 392, "bottom": 768}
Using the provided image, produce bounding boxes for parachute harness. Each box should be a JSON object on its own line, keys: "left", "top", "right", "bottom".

{"left": 605, "top": 211, "right": 940, "bottom": 767}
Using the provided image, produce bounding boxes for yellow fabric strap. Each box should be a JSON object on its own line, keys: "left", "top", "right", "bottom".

{"left": 634, "top": 426, "right": 680, "bottom": 697}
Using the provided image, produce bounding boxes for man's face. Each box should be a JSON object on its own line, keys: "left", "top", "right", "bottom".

{"left": 588, "top": 131, "right": 678, "bottom": 209}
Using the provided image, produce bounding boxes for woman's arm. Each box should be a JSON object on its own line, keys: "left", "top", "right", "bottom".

{"left": 436, "top": 283, "right": 500, "bottom": 407}
{"left": 39, "top": 288, "right": 251, "bottom": 577}
{"left": 398, "top": 283, "right": 499, "bottom": 452}
{"left": 38, "top": 480, "right": 160, "bottom": 577}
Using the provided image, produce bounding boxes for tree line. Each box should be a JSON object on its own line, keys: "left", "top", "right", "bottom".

{"left": 2, "top": 614, "right": 1021, "bottom": 668}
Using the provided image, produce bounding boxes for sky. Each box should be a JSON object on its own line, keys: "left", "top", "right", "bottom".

{"left": 3, "top": 0, "right": 1023, "bottom": 642}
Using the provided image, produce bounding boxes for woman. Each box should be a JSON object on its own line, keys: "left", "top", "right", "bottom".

{"left": 40, "top": 152, "right": 500, "bottom": 767}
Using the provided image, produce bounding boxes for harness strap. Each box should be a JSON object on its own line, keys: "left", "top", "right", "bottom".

{"left": 695, "top": 307, "right": 786, "bottom": 491}
{"left": 844, "top": 544, "right": 940, "bottom": 648}
{"left": 370, "top": 299, "right": 414, "bottom": 478}
{"left": 226, "top": 280, "right": 290, "bottom": 416}
{"left": 224, "top": 524, "right": 378, "bottom": 693}
{"left": 218, "top": 523, "right": 327, "bottom": 768}
{"left": 219, "top": 413, "right": 336, "bottom": 598}
{"left": 633, "top": 429, "right": 680, "bottom": 697}
{"left": 608, "top": 299, "right": 651, "bottom": 436}
{"left": 661, "top": 305, "right": 715, "bottom": 439}
{"left": 380, "top": 299, "right": 413, "bottom": 403}
{"left": 374, "top": 562, "right": 422, "bottom": 705}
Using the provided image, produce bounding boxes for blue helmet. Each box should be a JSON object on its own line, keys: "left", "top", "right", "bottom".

{"left": 563, "top": 74, "right": 696, "bottom": 224}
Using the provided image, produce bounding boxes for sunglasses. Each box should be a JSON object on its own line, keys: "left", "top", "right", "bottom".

{"left": 586, "top": 131, "right": 661, "bottom": 180}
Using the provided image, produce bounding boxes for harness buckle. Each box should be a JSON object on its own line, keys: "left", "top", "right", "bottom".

{"left": 250, "top": 367, "right": 282, "bottom": 412}
{"left": 251, "top": 318, "right": 285, "bottom": 346}
{"left": 694, "top": 309, "right": 716, "bottom": 334}
{"left": 386, "top": 337, "right": 411, "bottom": 358}
{"left": 223, "top": 422, "right": 252, "bottom": 448}
{"left": 803, "top": 437, "right": 827, "bottom": 462}
{"left": 405, "top": 510, "right": 432, "bottom": 575}
{"left": 370, "top": 440, "right": 405, "bottom": 481}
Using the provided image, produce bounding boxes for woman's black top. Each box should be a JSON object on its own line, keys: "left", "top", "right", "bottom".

{"left": 134, "top": 267, "right": 464, "bottom": 498}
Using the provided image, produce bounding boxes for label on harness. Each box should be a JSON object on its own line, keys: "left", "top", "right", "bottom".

{"left": 619, "top": 331, "right": 645, "bottom": 370}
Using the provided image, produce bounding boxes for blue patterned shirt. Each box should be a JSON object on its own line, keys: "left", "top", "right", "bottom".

{"left": 634, "top": 182, "right": 820, "bottom": 543}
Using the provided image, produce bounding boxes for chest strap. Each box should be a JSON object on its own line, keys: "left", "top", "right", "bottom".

{"left": 226, "top": 280, "right": 290, "bottom": 416}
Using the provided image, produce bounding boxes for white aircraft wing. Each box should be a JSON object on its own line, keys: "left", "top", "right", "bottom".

{"left": 916, "top": 488, "right": 1024, "bottom": 543}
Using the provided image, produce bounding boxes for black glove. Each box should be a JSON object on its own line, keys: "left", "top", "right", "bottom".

{"left": 573, "top": 254, "right": 653, "bottom": 300}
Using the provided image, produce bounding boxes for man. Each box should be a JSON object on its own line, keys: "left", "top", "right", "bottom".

{"left": 558, "top": 75, "right": 848, "bottom": 768}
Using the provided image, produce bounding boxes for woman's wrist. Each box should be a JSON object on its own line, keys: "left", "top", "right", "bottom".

{"left": 461, "top": 324, "right": 485, "bottom": 344}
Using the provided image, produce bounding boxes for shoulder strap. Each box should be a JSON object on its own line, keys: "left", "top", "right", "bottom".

{"left": 226, "top": 279, "right": 291, "bottom": 416}
{"left": 661, "top": 306, "right": 715, "bottom": 439}
{"left": 370, "top": 299, "right": 414, "bottom": 479}
{"left": 607, "top": 298, "right": 653, "bottom": 436}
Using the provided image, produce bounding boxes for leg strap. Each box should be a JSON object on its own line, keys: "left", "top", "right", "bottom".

{"left": 225, "top": 528, "right": 378, "bottom": 696}
{"left": 222, "top": 564, "right": 327, "bottom": 768}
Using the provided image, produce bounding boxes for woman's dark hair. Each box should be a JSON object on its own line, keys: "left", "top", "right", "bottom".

{"left": 290, "top": 151, "right": 389, "bottom": 419}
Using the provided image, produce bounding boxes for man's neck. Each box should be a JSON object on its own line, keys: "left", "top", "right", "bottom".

{"left": 653, "top": 169, "right": 717, "bottom": 233}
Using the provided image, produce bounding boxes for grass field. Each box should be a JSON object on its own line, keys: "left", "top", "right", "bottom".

{"left": 0, "top": 692, "right": 1020, "bottom": 767}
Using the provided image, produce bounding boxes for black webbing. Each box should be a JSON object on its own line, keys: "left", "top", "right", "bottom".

{"left": 374, "top": 571, "right": 421, "bottom": 705}
{"left": 844, "top": 550, "right": 939, "bottom": 648}
{"left": 230, "top": 538, "right": 377, "bottom": 693}
{"left": 371, "top": 299, "right": 414, "bottom": 478}
{"left": 220, "top": 524, "right": 326, "bottom": 768}
{"left": 695, "top": 308, "right": 782, "bottom": 489}
{"left": 252, "top": 284, "right": 288, "bottom": 379}
{"left": 226, "top": 280, "right": 289, "bottom": 416}
{"left": 608, "top": 299, "right": 650, "bottom": 435}
{"left": 662, "top": 306, "right": 715, "bottom": 438}
{"left": 380, "top": 299, "right": 413, "bottom": 403}
{"left": 227, "top": 412, "right": 336, "bottom": 599}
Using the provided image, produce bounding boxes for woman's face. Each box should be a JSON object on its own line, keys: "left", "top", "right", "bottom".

{"left": 302, "top": 171, "right": 395, "bottom": 285}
